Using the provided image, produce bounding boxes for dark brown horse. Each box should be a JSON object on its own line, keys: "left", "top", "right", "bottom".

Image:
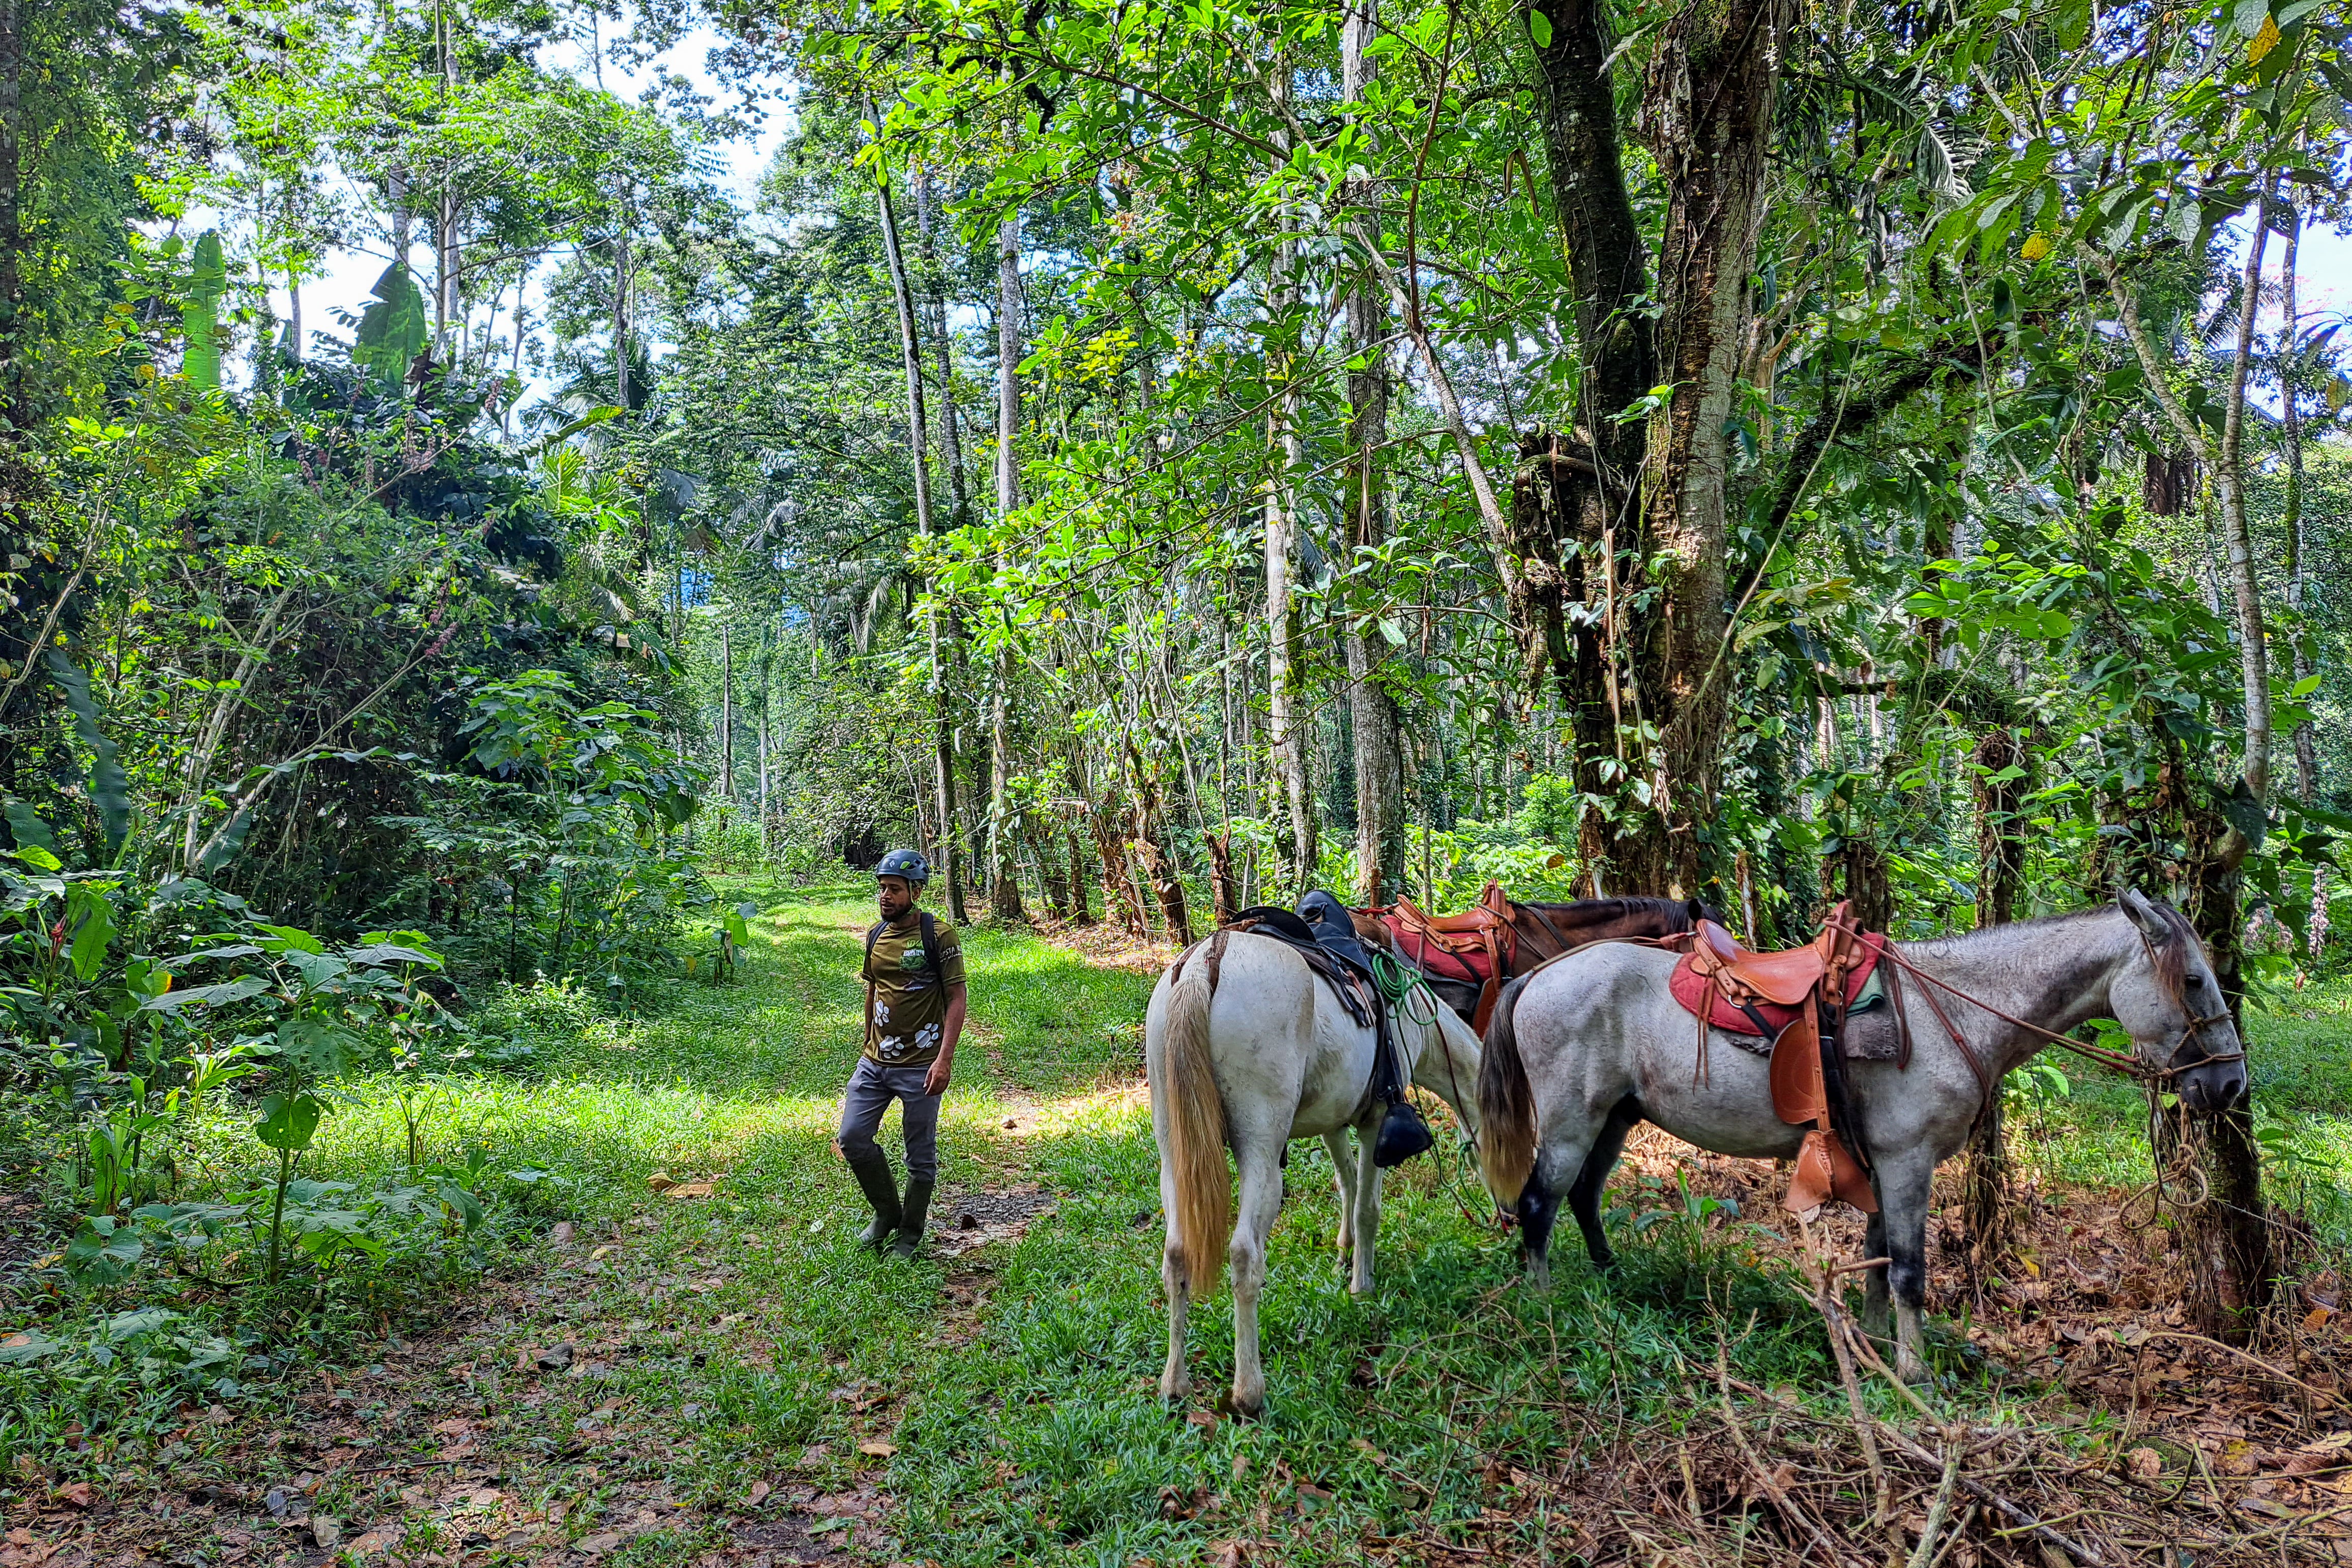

{"left": 1355, "top": 884, "right": 1715, "bottom": 1027}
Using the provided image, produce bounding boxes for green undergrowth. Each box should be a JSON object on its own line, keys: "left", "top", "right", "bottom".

{"left": 4, "top": 892, "right": 2345, "bottom": 1563}
{"left": 2007, "top": 974, "right": 2352, "bottom": 1237}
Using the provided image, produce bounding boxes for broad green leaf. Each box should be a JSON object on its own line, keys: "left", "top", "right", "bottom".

{"left": 42, "top": 653, "right": 129, "bottom": 859}
{"left": 0, "top": 1329, "right": 56, "bottom": 1364}
{"left": 65, "top": 884, "right": 115, "bottom": 981}
{"left": 1527, "top": 7, "right": 1553, "bottom": 47}
{"left": 140, "top": 974, "right": 271, "bottom": 1011}
{"left": 276, "top": 1016, "right": 358, "bottom": 1075}
{"left": 353, "top": 262, "right": 428, "bottom": 393}
{"left": 255, "top": 1091, "right": 324, "bottom": 1152}
{"left": 3, "top": 800, "right": 56, "bottom": 854}
{"left": 181, "top": 231, "right": 225, "bottom": 390}
{"left": 64, "top": 1216, "right": 143, "bottom": 1285}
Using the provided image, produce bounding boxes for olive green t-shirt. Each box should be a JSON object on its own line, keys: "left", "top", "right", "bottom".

{"left": 863, "top": 914, "right": 965, "bottom": 1067}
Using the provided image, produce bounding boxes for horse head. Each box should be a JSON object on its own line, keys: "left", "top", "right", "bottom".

{"left": 2114, "top": 890, "right": 2248, "bottom": 1113}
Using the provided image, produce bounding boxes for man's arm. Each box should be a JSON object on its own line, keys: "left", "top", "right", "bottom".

{"left": 924, "top": 982, "right": 967, "bottom": 1096}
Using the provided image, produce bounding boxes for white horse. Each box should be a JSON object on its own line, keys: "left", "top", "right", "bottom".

{"left": 1477, "top": 892, "right": 2246, "bottom": 1382}
{"left": 1148, "top": 931, "right": 1487, "bottom": 1415}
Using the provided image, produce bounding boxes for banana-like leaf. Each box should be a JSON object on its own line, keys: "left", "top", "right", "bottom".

{"left": 182, "top": 231, "right": 226, "bottom": 391}
{"left": 354, "top": 262, "right": 428, "bottom": 393}
{"left": 42, "top": 653, "right": 129, "bottom": 861}
{"left": 520, "top": 404, "right": 624, "bottom": 458}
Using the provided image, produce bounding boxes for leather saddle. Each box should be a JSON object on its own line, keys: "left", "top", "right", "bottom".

{"left": 1680, "top": 902, "right": 1881, "bottom": 1216}
{"left": 1366, "top": 881, "right": 1518, "bottom": 1030}
{"left": 1173, "top": 898, "right": 1432, "bottom": 1168}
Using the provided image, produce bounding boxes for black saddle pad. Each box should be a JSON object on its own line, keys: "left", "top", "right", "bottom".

{"left": 1297, "top": 889, "right": 1375, "bottom": 979}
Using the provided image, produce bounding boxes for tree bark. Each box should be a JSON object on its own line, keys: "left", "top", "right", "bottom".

{"left": 2172, "top": 798, "right": 2274, "bottom": 1341}
{"left": 612, "top": 224, "right": 631, "bottom": 410}
{"left": 720, "top": 618, "right": 734, "bottom": 801}
{"left": 0, "top": 0, "right": 25, "bottom": 429}
{"left": 874, "top": 143, "right": 969, "bottom": 922}
{"left": 1342, "top": 0, "right": 1406, "bottom": 907}
{"left": 1631, "top": 0, "right": 1789, "bottom": 897}
{"left": 1066, "top": 832, "right": 1094, "bottom": 925}
{"left": 2281, "top": 203, "right": 2315, "bottom": 805}
{"left": 2096, "top": 219, "right": 2272, "bottom": 825}
{"left": 1203, "top": 830, "right": 1241, "bottom": 924}
{"left": 914, "top": 166, "right": 973, "bottom": 531}
{"left": 988, "top": 204, "right": 1027, "bottom": 921}
{"left": 1962, "top": 724, "right": 2031, "bottom": 1284}
{"left": 1523, "top": 0, "right": 1655, "bottom": 489}
{"left": 1263, "top": 106, "right": 1315, "bottom": 894}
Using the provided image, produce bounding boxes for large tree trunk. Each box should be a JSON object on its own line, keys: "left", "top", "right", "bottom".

{"left": 719, "top": 619, "right": 734, "bottom": 801}
{"left": 988, "top": 204, "right": 1027, "bottom": 922}
{"left": 1341, "top": 0, "right": 1406, "bottom": 907}
{"left": 1264, "top": 197, "right": 1315, "bottom": 894}
{"left": 0, "top": 0, "right": 25, "bottom": 431}
{"left": 1962, "top": 724, "right": 2031, "bottom": 1283}
{"left": 1066, "top": 832, "right": 1094, "bottom": 925}
{"left": 2171, "top": 805, "right": 2274, "bottom": 1342}
{"left": 874, "top": 147, "right": 969, "bottom": 922}
{"left": 1524, "top": 0, "right": 1655, "bottom": 489}
{"left": 2098, "top": 200, "right": 2277, "bottom": 1336}
{"left": 1630, "top": 0, "right": 1788, "bottom": 898}
{"left": 1521, "top": 0, "right": 1786, "bottom": 901}
{"left": 2281, "top": 205, "right": 2316, "bottom": 805}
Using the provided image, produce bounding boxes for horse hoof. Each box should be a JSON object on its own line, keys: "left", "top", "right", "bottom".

{"left": 1895, "top": 1351, "right": 1929, "bottom": 1386}
{"left": 1159, "top": 1374, "right": 1191, "bottom": 1402}
{"left": 1218, "top": 1389, "right": 1264, "bottom": 1420}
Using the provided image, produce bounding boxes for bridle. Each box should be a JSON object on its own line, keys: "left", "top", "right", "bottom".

{"left": 1826, "top": 916, "right": 2244, "bottom": 1094}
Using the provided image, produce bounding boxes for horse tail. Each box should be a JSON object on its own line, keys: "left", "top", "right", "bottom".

{"left": 1160, "top": 955, "right": 1232, "bottom": 1295}
{"left": 1478, "top": 974, "right": 1539, "bottom": 1207}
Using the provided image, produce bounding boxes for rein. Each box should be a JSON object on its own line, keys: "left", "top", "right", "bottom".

{"left": 1825, "top": 919, "right": 2242, "bottom": 1088}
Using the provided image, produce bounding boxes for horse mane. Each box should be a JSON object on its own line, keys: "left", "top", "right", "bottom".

{"left": 1524, "top": 895, "right": 1704, "bottom": 931}
{"left": 2136, "top": 899, "right": 2203, "bottom": 1007}
{"left": 1909, "top": 899, "right": 2207, "bottom": 1003}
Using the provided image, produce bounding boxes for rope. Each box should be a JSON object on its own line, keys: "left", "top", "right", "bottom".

{"left": 1821, "top": 918, "right": 2241, "bottom": 1085}
{"left": 1369, "top": 946, "right": 1497, "bottom": 1226}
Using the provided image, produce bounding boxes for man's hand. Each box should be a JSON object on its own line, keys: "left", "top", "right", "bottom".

{"left": 927, "top": 982, "right": 966, "bottom": 1099}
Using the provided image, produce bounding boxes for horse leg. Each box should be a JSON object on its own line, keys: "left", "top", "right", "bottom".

{"left": 1518, "top": 1116, "right": 1602, "bottom": 1294}
{"left": 1324, "top": 1129, "right": 1356, "bottom": 1270}
{"left": 1158, "top": 1161, "right": 1192, "bottom": 1401}
{"left": 1860, "top": 1207, "right": 1892, "bottom": 1341}
{"left": 1565, "top": 1096, "right": 1641, "bottom": 1270}
{"left": 1876, "top": 1151, "right": 1937, "bottom": 1383}
{"left": 1348, "top": 1115, "right": 1381, "bottom": 1299}
{"left": 1226, "top": 1140, "right": 1286, "bottom": 1417}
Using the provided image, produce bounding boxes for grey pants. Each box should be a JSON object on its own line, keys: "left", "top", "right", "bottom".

{"left": 838, "top": 1057, "right": 942, "bottom": 1183}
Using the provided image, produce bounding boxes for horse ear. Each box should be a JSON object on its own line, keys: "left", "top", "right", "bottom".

{"left": 2119, "top": 888, "right": 2170, "bottom": 943}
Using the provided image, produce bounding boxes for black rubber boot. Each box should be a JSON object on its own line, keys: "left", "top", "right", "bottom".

{"left": 844, "top": 1145, "right": 902, "bottom": 1249}
{"left": 892, "top": 1178, "right": 934, "bottom": 1259}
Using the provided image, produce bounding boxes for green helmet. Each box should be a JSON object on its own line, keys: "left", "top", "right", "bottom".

{"left": 875, "top": 848, "right": 932, "bottom": 885}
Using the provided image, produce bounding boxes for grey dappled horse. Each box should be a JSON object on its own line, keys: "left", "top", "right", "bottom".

{"left": 1477, "top": 892, "right": 2247, "bottom": 1382}
{"left": 1146, "top": 931, "right": 1487, "bottom": 1415}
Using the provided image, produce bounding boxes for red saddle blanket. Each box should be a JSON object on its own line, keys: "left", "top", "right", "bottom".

{"left": 1668, "top": 933, "right": 1889, "bottom": 1038}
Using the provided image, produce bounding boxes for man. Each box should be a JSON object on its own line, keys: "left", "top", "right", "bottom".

{"left": 838, "top": 848, "right": 966, "bottom": 1258}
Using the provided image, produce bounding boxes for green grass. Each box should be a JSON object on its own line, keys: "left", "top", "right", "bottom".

{"left": 2006, "top": 974, "right": 2352, "bottom": 1235}
{"left": 6, "top": 890, "right": 2348, "bottom": 1564}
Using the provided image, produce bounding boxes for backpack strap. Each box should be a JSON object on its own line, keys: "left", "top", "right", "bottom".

{"left": 863, "top": 920, "right": 886, "bottom": 1041}
{"left": 918, "top": 909, "right": 945, "bottom": 994}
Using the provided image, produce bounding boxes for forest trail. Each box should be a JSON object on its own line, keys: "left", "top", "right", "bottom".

{"left": 30, "top": 893, "right": 2352, "bottom": 1568}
